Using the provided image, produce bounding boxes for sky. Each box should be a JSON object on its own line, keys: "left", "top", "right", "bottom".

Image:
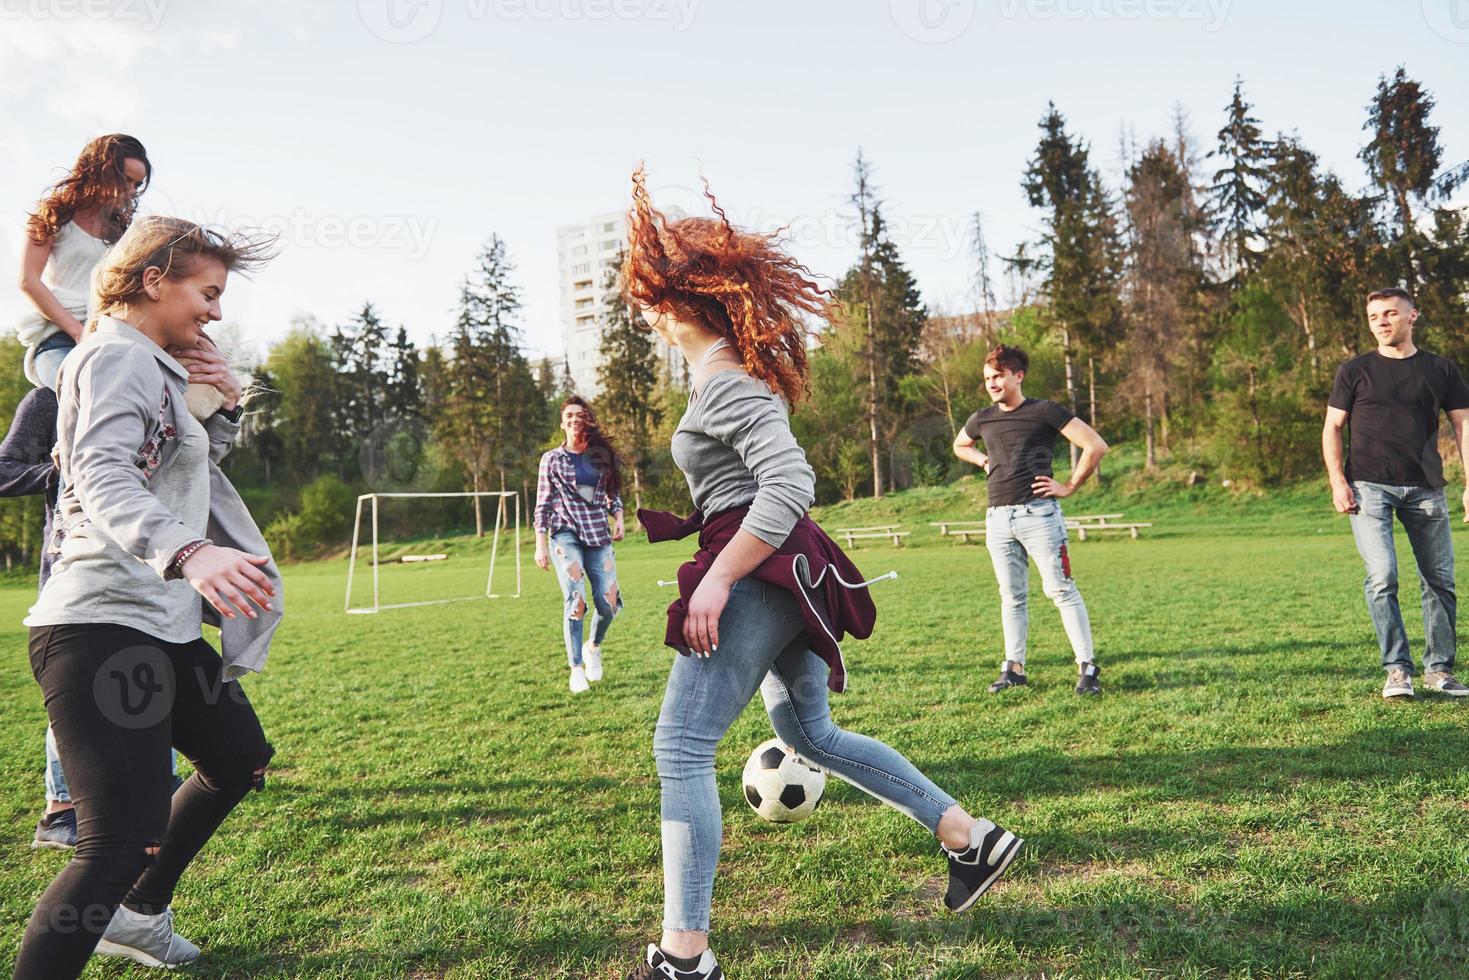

{"left": 1, "top": 0, "right": 1466, "bottom": 365}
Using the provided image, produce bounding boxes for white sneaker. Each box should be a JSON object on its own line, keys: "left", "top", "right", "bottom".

{"left": 584, "top": 644, "right": 603, "bottom": 682}
{"left": 1383, "top": 667, "right": 1414, "bottom": 699}
{"left": 95, "top": 905, "right": 201, "bottom": 969}
{"left": 569, "top": 665, "right": 590, "bottom": 694}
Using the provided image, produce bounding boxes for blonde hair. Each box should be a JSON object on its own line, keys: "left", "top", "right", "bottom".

{"left": 89, "top": 215, "right": 277, "bottom": 333}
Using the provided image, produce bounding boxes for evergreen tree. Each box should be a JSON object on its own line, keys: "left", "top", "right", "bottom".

{"left": 435, "top": 235, "right": 541, "bottom": 534}
{"left": 1361, "top": 66, "right": 1446, "bottom": 288}
{"left": 1210, "top": 77, "right": 1271, "bottom": 283}
{"left": 1019, "top": 103, "right": 1123, "bottom": 462}
{"left": 386, "top": 326, "right": 422, "bottom": 420}
{"left": 836, "top": 150, "right": 928, "bottom": 495}
{"left": 595, "top": 250, "right": 662, "bottom": 510}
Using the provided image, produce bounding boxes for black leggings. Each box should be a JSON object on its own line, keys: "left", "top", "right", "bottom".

{"left": 13, "top": 623, "right": 273, "bottom": 979}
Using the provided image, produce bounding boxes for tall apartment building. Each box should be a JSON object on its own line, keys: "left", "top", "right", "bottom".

{"left": 556, "top": 210, "right": 684, "bottom": 396}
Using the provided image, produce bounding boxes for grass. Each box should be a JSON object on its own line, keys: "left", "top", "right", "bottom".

{"left": 2, "top": 480, "right": 1468, "bottom": 977}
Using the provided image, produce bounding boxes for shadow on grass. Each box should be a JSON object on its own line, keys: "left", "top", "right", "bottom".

{"left": 921, "top": 725, "right": 1464, "bottom": 808}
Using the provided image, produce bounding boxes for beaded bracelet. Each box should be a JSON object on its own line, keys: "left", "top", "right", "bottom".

{"left": 168, "top": 539, "right": 211, "bottom": 580}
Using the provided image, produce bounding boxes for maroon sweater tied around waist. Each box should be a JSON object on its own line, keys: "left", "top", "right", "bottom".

{"left": 638, "top": 505, "right": 888, "bottom": 693}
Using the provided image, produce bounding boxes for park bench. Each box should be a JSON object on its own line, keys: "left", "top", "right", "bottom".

{"left": 1065, "top": 514, "right": 1153, "bottom": 540}
{"left": 929, "top": 519, "right": 985, "bottom": 536}
{"left": 833, "top": 524, "right": 909, "bottom": 548}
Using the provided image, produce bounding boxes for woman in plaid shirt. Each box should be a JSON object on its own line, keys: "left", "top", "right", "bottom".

{"left": 534, "top": 396, "right": 626, "bottom": 693}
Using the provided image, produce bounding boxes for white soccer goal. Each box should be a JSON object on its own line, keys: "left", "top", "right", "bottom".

{"left": 344, "top": 491, "right": 522, "bottom": 614}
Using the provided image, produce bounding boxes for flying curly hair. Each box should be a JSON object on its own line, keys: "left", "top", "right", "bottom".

{"left": 622, "top": 165, "right": 830, "bottom": 407}
{"left": 26, "top": 134, "right": 152, "bottom": 246}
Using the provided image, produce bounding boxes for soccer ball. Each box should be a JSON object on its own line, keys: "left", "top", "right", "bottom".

{"left": 741, "top": 738, "right": 826, "bottom": 824}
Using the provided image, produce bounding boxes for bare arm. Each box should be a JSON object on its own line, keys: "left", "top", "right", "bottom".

{"left": 1449, "top": 407, "right": 1469, "bottom": 523}
{"left": 1034, "top": 417, "right": 1108, "bottom": 498}
{"left": 951, "top": 428, "right": 990, "bottom": 472}
{"left": 1322, "top": 407, "right": 1357, "bottom": 515}
{"left": 18, "top": 234, "right": 84, "bottom": 340}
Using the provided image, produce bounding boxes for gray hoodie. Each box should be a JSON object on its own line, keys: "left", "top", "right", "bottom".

{"left": 25, "top": 315, "right": 283, "bottom": 679}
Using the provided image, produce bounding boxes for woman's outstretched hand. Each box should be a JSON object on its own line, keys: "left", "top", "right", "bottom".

{"left": 182, "top": 545, "right": 274, "bottom": 620}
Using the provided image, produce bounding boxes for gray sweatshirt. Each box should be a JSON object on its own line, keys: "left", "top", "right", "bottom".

{"left": 26, "top": 316, "right": 283, "bottom": 677}
{"left": 671, "top": 370, "right": 816, "bottom": 546}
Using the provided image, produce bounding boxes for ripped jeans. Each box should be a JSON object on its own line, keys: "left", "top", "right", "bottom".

{"left": 986, "top": 498, "right": 1094, "bottom": 665}
{"left": 16, "top": 623, "right": 273, "bottom": 979}
{"left": 549, "top": 530, "right": 621, "bottom": 668}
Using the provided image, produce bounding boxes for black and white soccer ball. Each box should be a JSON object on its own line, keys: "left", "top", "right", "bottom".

{"left": 742, "top": 738, "right": 826, "bottom": 824}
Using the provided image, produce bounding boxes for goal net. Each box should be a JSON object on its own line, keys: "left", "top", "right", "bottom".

{"left": 343, "top": 491, "right": 522, "bottom": 614}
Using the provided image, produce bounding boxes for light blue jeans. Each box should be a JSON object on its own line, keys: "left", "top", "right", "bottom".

{"left": 986, "top": 498, "right": 1094, "bottom": 665}
{"left": 548, "top": 530, "right": 621, "bottom": 668}
{"left": 1348, "top": 481, "right": 1457, "bottom": 675}
{"left": 44, "top": 725, "right": 70, "bottom": 804}
{"left": 653, "top": 577, "right": 958, "bottom": 933}
{"left": 32, "top": 330, "right": 76, "bottom": 391}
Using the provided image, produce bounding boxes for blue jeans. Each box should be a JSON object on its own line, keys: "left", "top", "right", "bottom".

{"left": 45, "top": 725, "right": 70, "bottom": 804}
{"left": 32, "top": 330, "right": 76, "bottom": 391}
{"left": 1348, "top": 481, "right": 1457, "bottom": 674}
{"left": 986, "top": 498, "right": 1094, "bottom": 664}
{"left": 653, "top": 577, "right": 958, "bottom": 933}
{"left": 548, "top": 530, "right": 621, "bottom": 668}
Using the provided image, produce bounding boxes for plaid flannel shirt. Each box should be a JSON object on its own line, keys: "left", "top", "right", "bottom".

{"left": 534, "top": 445, "right": 623, "bottom": 547}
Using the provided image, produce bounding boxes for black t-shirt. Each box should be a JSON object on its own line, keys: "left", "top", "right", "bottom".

{"left": 1328, "top": 349, "right": 1469, "bottom": 488}
{"left": 963, "top": 398, "right": 1076, "bottom": 506}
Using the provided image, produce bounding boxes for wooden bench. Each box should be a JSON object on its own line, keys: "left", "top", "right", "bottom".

{"left": 1067, "top": 516, "right": 1153, "bottom": 540}
{"left": 833, "top": 525, "right": 909, "bottom": 548}
{"left": 929, "top": 520, "right": 985, "bottom": 536}
{"left": 950, "top": 527, "right": 987, "bottom": 544}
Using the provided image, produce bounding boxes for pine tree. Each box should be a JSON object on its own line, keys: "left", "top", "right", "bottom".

{"left": 1361, "top": 66, "right": 1445, "bottom": 288}
{"left": 1020, "top": 103, "right": 1123, "bottom": 465}
{"left": 595, "top": 250, "right": 662, "bottom": 510}
{"left": 435, "top": 235, "right": 540, "bottom": 535}
{"left": 1210, "top": 77, "right": 1271, "bottom": 283}
{"left": 386, "top": 326, "right": 421, "bottom": 420}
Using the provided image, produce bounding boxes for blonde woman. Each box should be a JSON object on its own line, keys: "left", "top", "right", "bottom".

{"left": 14, "top": 217, "right": 283, "bottom": 977}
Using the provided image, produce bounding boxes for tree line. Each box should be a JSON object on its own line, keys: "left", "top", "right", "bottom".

{"left": 0, "top": 66, "right": 1461, "bottom": 566}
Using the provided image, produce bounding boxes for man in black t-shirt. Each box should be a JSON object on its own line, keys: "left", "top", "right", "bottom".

{"left": 1323, "top": 287, "right": 1469, "bottom": 700}
{"left": 953, "top": 345, "right": 1110, "bottom": 695}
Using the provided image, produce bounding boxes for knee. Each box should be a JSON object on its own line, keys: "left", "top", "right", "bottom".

{"left": 195, "top": 742, "right": 274, "bottom": 797}
{"left": 653, "top": 722, "right": 711, "bottom": 778}
{"left": 596, "top": 580, "right": 621, "bottom": 617}
{"left": 565, "top": 591, "right": 587, "bottom": 621}
{"left": 1363, "top": 564, "right": 1397, "bottom": 594}
{"left": 774, "top": 716, "right": 839, "bottom": 761}
{"left": 1043, "top": 579, "right": 1079, "bottom": 603}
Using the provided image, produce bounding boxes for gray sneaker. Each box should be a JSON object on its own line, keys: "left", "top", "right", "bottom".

{"left": 1423, "top": 671, "right": 1469, "bottom": 697}
{"left": 95, "top": 906, "right": 200, "bottom": 969}
{"left": 1382, "top": 667, "right": 1414, "bottom": 699}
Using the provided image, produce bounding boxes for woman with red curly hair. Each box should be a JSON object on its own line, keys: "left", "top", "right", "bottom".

{"left": 18, "top": 134, "right": 152, "bottom": 390}
{"left": 621, "top": 169, "right": 1024, "bottom": 980}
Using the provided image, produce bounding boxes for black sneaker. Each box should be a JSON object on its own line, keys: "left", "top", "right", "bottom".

{"left": 988, "top": 660, "right": 1028, "bottom": 693}
{"left": 1075, "top": 662, "right": 1102, "bottom": 696}
{"left": 627, "top": 944, "right": 722, "bottom": 980}
{"left": 941, "top": 819, "right": 1024, "bottom": 912}
{"left": 31, "top": 808, "right": 77, "bottom": 850}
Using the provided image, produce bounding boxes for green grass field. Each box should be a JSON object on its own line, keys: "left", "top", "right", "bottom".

{"left": 2, "top": 482, "right": 1468, "bottom": 978}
